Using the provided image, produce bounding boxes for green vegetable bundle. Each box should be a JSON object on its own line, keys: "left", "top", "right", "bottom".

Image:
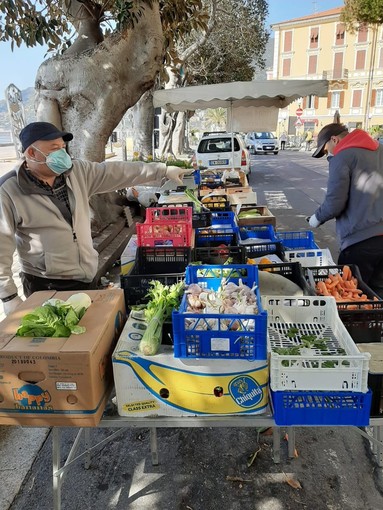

{"left": 138, "top": 280, "right": 184, "bottom": 356}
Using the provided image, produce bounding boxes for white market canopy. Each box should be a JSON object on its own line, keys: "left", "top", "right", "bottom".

{"left": 153, "top": 79, "right": 329, "bottom": 112}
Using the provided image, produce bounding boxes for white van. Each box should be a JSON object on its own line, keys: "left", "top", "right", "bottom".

{"left": 245, "top": 132, "right": 279, "bottom": 155}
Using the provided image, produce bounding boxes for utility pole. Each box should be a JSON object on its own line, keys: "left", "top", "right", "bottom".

{"left": 364, "top": 24, "right": 378, "bottom": 132}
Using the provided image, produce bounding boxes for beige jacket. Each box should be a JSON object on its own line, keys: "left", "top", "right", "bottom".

{"left": 0, "top": 159, "right": 167, "bottom": 298}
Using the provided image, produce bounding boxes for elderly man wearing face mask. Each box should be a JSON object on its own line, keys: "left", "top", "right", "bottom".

{"left": 307, "top": 122, "right": 383, "bottom": 297}
{"left": 0, "top": 122, "right": 190, "bottom": 315}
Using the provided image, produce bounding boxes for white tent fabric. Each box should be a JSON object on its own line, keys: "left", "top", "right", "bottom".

{"left": 231, "top": 106, "right": 279, "bottom": 132}
{"left": 153, "top": 80, "right": 329, "bottom": 113}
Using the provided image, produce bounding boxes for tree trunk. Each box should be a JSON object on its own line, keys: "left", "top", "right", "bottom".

{"left": 159, "top": 111, "right": 177, "bottom": 158}
{"left": 131, "top": 90, "right": 155, "bottom": 158}
{"left": 172, "top": 111, "right": 186, "bottom": 157}
{"left": 33, "top": 2, "right": 163, "bottom": 229}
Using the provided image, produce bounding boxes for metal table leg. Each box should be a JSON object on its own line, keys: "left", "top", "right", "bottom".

{"left": 150, "top": 427, "right": 159, "bottom": 466}
{"left": 272, "top": 426, "right": 280, "bottom": 464}
{"left": 373, "top": 425, "right": 383, "bottom": 467}
{"left": 287, "top": 427, "right": 296, "bottom": 458}
{"left": 52, "top": 428, "right": 62, "bottom": 510}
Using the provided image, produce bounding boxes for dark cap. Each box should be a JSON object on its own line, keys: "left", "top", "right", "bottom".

{"left": 312, "top": 123, "right": 348, "bottom": 158}
{"left": 19, "top": 122, "right": 73, "bottom": 152}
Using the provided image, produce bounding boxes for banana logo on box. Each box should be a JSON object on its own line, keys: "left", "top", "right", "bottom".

{"left": 116, "top": 351, "right": 268, "bottom": 414}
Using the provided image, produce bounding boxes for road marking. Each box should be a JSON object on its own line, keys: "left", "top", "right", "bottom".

{"left": 264, "top": 191, "right": 292, "bottom": 209}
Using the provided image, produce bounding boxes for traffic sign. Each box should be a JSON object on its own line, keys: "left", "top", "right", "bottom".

{"left": 295, "top": 119, "right": 303, "bottom": 126}
{"left": 296, "top": 108, "right": 303, "bottom": 117}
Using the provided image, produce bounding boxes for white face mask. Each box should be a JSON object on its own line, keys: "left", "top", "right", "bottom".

{"left": 28, "top": 146, "right": 73, "bottom": 174}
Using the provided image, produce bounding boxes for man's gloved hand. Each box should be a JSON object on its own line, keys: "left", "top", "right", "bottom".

{"left": 307, "top": 214, "right": 321, "bottom": 228}
{"left": 165, "top": 166, "right": 191, "bottom": 185}
{"left": 3, "top": 295, "right": 23, "bottom": 316}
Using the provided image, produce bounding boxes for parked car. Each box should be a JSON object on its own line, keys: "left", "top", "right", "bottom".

{"left": 245, "top": 131, "right": 279, "bottom": 155}
{"left": 192, "top": 132, "right": 251, "bottom": 175}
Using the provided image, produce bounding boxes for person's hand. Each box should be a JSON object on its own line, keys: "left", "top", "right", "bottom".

{"left": 165, "top": 166, "right": 191, "bottom": 185}
{"left": 307, "top": 214, "right": 321, "bottom": 228}
{"left": 3, "top": 295, "right": 23, "bottom": 316}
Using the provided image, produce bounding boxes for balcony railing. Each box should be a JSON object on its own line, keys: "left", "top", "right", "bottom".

{"left": 322, "top": 69, "right": 349, "bottom": 80}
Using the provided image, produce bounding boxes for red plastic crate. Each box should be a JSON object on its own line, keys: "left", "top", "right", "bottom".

{"left": 145, "top": 206, "right": 193, "bottom": 224}
{"left": 136, "top": 222, "right": 193, "bottom": 247}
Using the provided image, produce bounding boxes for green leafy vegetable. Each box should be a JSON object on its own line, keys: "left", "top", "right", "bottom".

{"left": 16, "top": 293, "right": 91, "bottom": 337}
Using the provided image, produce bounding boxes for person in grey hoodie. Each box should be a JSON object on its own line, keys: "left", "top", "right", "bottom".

{"left": 0, "top": 122, "right": 190, "bottom": 315}
{"left": 308, "top": 122, "right": 383, "bottom": 297}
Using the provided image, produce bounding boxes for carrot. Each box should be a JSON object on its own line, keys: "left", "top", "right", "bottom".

{"left": 342, "top": 265, "right": 351, "bottom": 281}
{"left": 317, "top": 281, "right": 330, "bottom": 296}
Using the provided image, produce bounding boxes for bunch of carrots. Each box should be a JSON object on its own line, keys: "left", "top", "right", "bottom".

{"left": 315, "top": 265, "right": 379, "bottom": 309}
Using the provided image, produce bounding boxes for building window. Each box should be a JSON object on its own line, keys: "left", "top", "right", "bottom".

{"left": 333, "top": 52, "right": 344, "bottom": 79}
{"left": 284, "top": 31, "right": 292, "bottom": 52}
{"left": 376, "top": 89, "right": 383, "bottom": 107}
{"left": 352, "top": 90, "right": 362, "bottom": 108}
{"left": 308, "top": 55, "right": 317, "bottom": 75}
{"left": 358, "top": 23, "right": 368, "bottom": 43}
{"left": 336, "top": 23, "right": 345, "bottom": 45}
{"left": 331, "top": 91, "right": 341, "bottom": 108}
{"left": 310, "top": 27, "right": 319, "bottom": 49}
{"left": 282, "top": 58, "right": 291, "bottom": 77}
{"left": 355, "top": 50, "right": 366, "bottom": 70}
{"left": 307, "top": 95, "right": 316, "bottom": 109}
{"left": 379, "top": 48, "right": 383, "bottom": 68}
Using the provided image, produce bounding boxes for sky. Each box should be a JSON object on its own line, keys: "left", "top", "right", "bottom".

{"left": 0, "top": 0, "right": 343, "bottom": 95}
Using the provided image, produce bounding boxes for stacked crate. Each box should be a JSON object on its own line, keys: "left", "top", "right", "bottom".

{"left": 263, "top": 295, "right": 372, "bottom": 426}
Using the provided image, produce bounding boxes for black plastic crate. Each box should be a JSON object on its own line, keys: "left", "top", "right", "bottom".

{"left": 193, "top": 245, "right": 245, "bottom": 265}
{"left": 138, "top": 246, "right": 191, "bottom": 274}
{"left": 120, "top": 247, "right": 189, "bottom": 307}
{"left": 258, "top": 262, "right": 315, "bottom": 296}
{"left": 306, "top": 264, "right": 383, "bottom": 342}
{"left": 192, "top": 210, "right": 212, "bottom": 228}
{"left": 369, "top": 373, "right": 383, "bottom": 417}
{"left": 244, "top": 241, "right": 285, "bottom": 261}
{"left": 195, "top": 227, "right": 239, "bottom": 247}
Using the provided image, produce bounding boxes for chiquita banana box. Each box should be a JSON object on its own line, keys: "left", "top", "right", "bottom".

{"left": 112, "top": 312, "right": 269, "bottom": 417}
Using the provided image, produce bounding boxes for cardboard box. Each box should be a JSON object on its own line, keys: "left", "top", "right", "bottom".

{"left": 0, "top": 289, "right": 126, "bottom": 426}
{"left": 234, "top": 204, "right": 276, "bottom": 227}
{"left": 112, "top": 313, "right": 269, "bottom": 417}
{"left": 228, "top": 191, "right": 258, "bottom": 205}
{"left": 121, "top": 234, "right": 138, "bottom": 275}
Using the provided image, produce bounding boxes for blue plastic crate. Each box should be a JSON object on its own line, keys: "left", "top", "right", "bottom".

{"left": 211, "top": 211, "right": 236, "bottom": 227}
{"left": 173, "top": 264, "right": 267, "bottom": 359}
{"left": 239, "top": 224, "right": 278, "bottom": 245}
{"left": 276, "top": 230, "right": 319, "bottom": 250}
{"left": 185, "top": 264, "right": 257, "bottom": 289}
{"left": 271, "top": 389, "right": 372, "bottom": 426}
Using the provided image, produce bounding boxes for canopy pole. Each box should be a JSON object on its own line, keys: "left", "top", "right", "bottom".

{"left": 228, "top": 100, "right": 235, "bottom": 171}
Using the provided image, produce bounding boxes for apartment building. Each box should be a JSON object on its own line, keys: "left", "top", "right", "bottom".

{"left": 271, "top": 7, "right": 383, "bottom": 136}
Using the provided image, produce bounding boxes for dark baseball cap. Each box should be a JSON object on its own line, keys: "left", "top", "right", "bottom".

{"left": 19, "top": 122, "right": 73, "bottom": 152}
{"left": 312, "top": 123, "right": 348, "bottom": 158}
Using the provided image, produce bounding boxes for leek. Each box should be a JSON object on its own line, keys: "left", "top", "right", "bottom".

{"left": 138, "top": 280, "right": 184, "bottom": 355}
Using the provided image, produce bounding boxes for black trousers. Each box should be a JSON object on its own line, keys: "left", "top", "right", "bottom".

{"left": 338, "top": 235, "right": 383, "bottom": 298}
{"left": 20, "top": 272, "right": 95, "bottom": 298}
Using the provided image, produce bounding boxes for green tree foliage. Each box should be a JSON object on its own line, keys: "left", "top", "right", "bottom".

{"left": 0, "top": 0, "right": 207, "bottom": 57}
{"left": 341, "top": 0, "right": 383, "bottom": 28}
{"left": 186, "top": 0, "right": 269, "bottom": 84}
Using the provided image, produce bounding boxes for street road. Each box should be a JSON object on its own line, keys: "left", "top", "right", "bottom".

{"left": 9, "top": 151, "right": 383, "bottom": 510}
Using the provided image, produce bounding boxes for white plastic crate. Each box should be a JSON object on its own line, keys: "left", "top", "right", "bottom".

{"left": 262, "top": 296, "right": 370, "bottom": 392}
{"left": 284, "top": 248, "right": 335, "bottom": 267}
